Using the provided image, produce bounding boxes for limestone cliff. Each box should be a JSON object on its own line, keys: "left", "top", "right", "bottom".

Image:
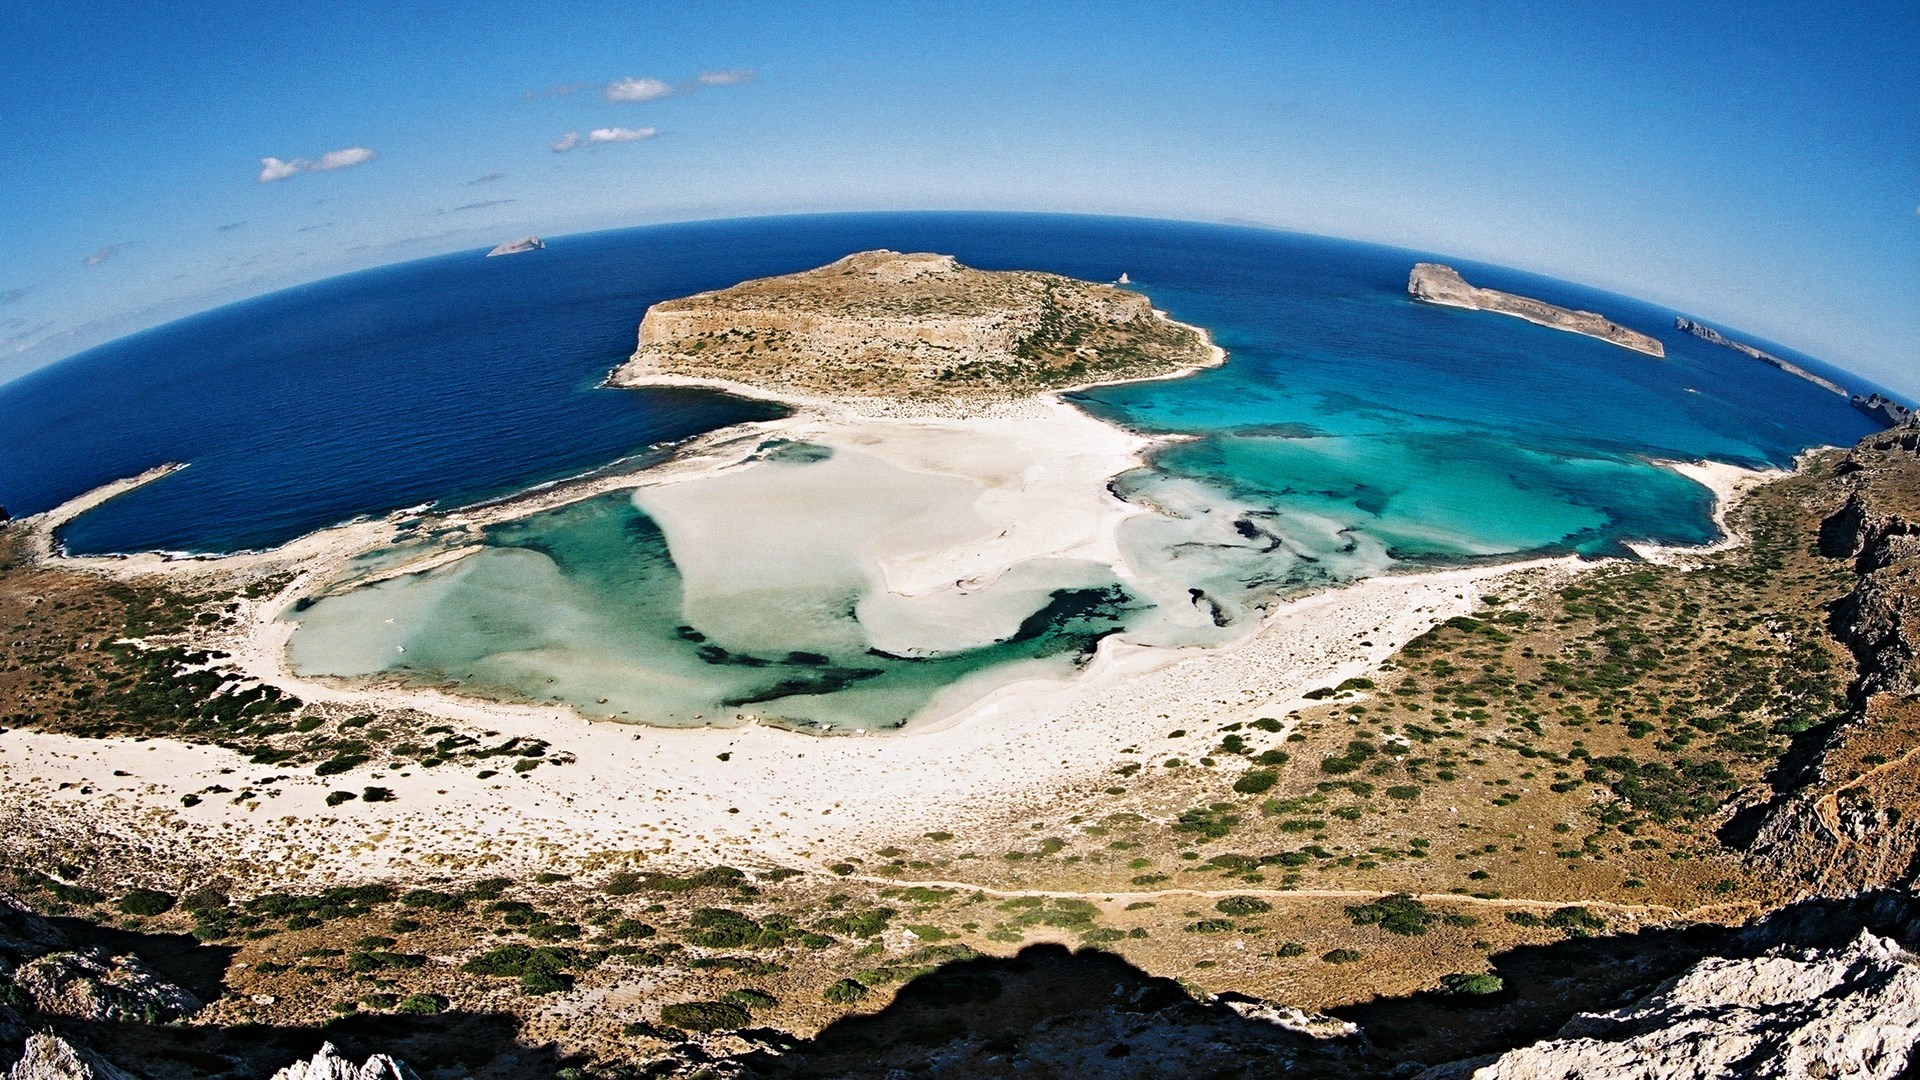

{"left": 1741, "top": 418, "right": 1920, "bottom": 896}
{"left": 609, "top": 250, "right": 1218, "bottom": 404}
{"left": 1408, "top": 263, "right": 1665, "bottom": 358}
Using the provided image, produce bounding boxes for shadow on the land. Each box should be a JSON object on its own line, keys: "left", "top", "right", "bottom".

{"left": 37, "top": 1009, "right": 558, "bottom": 1080}
{"left": 757, "top": 892, "right": 1920, "bottom": 1080}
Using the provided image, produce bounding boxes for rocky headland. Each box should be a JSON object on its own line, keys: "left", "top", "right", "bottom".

{"left": 608, "top": 249, "right": 1219, "bottom": 409}
{"left": 1408, "top": 263, "right": 1665, "bottom": 357}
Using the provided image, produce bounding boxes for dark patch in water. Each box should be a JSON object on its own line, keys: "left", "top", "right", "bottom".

{"left": 675, "top": 625, "right": 707, "bottom": 643}
{"left": 785, "top": 651, "right": 831, "bottom": 666}
{"left": 723, "top": 666, "right": 886, "bottom": 707}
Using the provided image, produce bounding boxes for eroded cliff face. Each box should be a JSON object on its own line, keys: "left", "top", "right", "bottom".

{"left": 609, "top": 249, "right": 1217, "bottom": 404}
{"left": 1407, "top": 263, "right": 1666, "bottom": 358}
{"left": 1742, "top": 418, "right": 1920, "bottom": 897}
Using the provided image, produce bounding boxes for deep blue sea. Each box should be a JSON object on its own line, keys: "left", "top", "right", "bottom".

{"left": 0, "top": 211, "right": 1888, "bottom": 558}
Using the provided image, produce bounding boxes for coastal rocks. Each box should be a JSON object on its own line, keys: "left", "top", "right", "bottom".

{"left": 484, "top": 236, "right": 544, "bottom": 257}
{"left": 1855, "top": 393, "right": 1915, "bottom": 428}
{"left": 10, "top": 947, "right": 202, "bottom": 1023}
{"left": 610, "top": 250, "right": 1219, "bottom": 406}
{"left": 3, "top": 1033, "right": 133, "bottom": 1080}
{"left": 1415, "top": 931, "right": 1920, "bottom": 1080}
{"left": 267, "top": 1042, "right": 420, "bottom": 1080}
{"left": 1408, "top": 264, "right": 1664, "bottom": 357}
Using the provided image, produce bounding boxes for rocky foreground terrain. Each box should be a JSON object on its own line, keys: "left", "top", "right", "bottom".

{"left": 609, "top": 250, "right": 1217, "bottom": 405}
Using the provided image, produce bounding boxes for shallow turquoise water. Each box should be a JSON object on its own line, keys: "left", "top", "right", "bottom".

{"left": 66, "top": 210, "right": 1870, "bottom": 731}
{"left": 288, "top": 491, "right": 1139, "bottom": 731}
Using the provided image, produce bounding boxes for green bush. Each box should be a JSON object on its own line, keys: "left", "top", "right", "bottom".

{"left": 1345, "top": 894, "right": 1433, "bottom": 936}
{"left": 1232, "top": 769, "right": 1278, "bottom": 795}
{"left": 823, "top": 978, "right": 870, "bottom": 1004}
{"left": 117, "top": 888, "right": 176, "bottom": 916}
{"left": 1215, "top": 896, "right": 1271, "bottom": 917}
{"left": 314, "top": 753, "right": 368, "bottom": 776}
{"left": 724, "top": 988, "right": 780, "bottom": 1009}
{"left": 361, "top": 786, "right": 394, "bottom": 803}
{"left": 658, "top": 1000, "right": 750, "bottom": 1032}
{"left": 324, "top": 791, "right": 356, "bottom": 807}
{"left": 1441, "top": 972, "right": 1504, "bottom": 995}
{"left": 519, "top": 971, "right": 571, "bottom": 995}
{"left": 462, "top": 944, "right": 574, "bottom": 977}
{"left": 1322, "top": 948, "right": 1363, "bottom": 964}
{"left": 396, "top": 993, "right": 448, "bottom": 1014}
{"left": 1385, "top": 785, "right": 1422, "bottom": 801}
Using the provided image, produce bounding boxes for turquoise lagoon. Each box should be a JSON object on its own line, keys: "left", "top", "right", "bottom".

{"left": 1, "top": 213, "right": 1889, "bottom": 730}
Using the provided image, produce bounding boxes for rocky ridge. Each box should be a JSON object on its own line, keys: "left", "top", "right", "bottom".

{"left": 1408, "top": 263, "right": 1664, "bottom": 357}
{"left": 1674, "top": 316, "right": 1852, "bottom": 399}
{"left": 609, "top": 249, "right": 1217, "bottom": 406}
{"left": 1417, "top": 930, "right": 1920, "bottom": 1080}
{"left": 1742, "top": 417, "right": 1920, "bottom": 895}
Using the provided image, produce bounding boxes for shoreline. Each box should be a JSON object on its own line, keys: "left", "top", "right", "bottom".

{"left": 0, "top": 294, "right": 1821, "bottom": 883}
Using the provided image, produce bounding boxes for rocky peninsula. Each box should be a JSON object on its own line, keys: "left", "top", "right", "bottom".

{"left": 609, "top": 249, "right": 1219, "bottom": 408}
{"left": 1409, "top": 263, "right": 1665, "bottom": 358}
{"left": 1675, "top": 316, "right": 1851, "bottom": 397}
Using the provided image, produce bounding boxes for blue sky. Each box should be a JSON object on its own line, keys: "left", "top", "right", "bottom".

{"left": 2, "top": 1, "right": 1915, "bottom": 393}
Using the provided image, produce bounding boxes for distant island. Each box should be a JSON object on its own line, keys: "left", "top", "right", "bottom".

{"left": 1408, "top": 263, "right": 1665, "bottom": 358}
{"left": 485, "top": 235, "right": 545, "bottom": 257}
{"left": 1675, "top": 316, "right": 1848, "bottom": 396}
{"left": 608, "top": 249, "right": 1219, "bottom": 406}
{"left": 1674, "top": 315, "right": 1912, "bottom": 427}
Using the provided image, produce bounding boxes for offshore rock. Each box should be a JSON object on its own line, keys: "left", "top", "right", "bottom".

{"left": 1415, "top": 931, "right": 1920, "bottom": 1080}
{"left": 1408, "top": 264, "right": 1664, "bottom": 357}
{"left": 484, "top": 235, "right": 545, "bottom": 257}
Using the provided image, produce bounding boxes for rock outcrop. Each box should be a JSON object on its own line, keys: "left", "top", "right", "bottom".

{"left": 1408, "top": 264, "right": 1664, "bottom": 357}
{"left": 484, "top": 235, "right": 545, "bottom": 257}
{"left": 267, "top": 1042, "right": 419, "bottom": 1080}
{"left": 3, "top": 1033, "right": 134, "bottom": 1080}
{"left": 9, "top": 948, "right": 201, "bottom": 1024}
{"left": 1855, "top": 392, "right": 1917, "bottom": 429}
{"left": 1416, "top": 931, "right": 1920, "bottom": 1080}
{"left": 609, "top": 250, "right": 1218, "bottom": 406}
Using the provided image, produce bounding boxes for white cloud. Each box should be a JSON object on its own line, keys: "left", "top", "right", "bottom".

{"left": 312, "top": 146, "right": 377, "bottom": 171}
{"left": 605, "top": 76, "right": 674, "bottom": 103}
{"left": 83, "top": 244, "right": 121, "bottom": 267}
{"left": 695, "top": 69, "right": 755, "bottom": 86}
{"left": 551, "top": 127, "right": 656, "bottom": 153}
{"left": 590, "top": 126, "right": 654, "bottom": 143}
{"left": 257, "top": 146, "right": 377, "bottom": 182}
